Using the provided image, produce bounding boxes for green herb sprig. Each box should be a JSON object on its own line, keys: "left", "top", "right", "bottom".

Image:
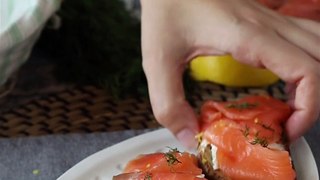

{"left": 260, "top": 123, "right": 275, "bottom": 132}
{"left": 144, "top": 172, "right": 152, "bottom": 180}
{"left": 241, "top": 125, "right": 250, "bottom": 138}
{"left": 250, "top": 132, "right": 269, "bottom": 147}
{"left": 164, "top": 147, "right": 181, "bottom": 167}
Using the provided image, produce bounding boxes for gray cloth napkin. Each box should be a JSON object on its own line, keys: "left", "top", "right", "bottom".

{"left": 0, "top": 129, "right": 153, "bottom": 180}
{"left": 0, "top": 122, "right": 319, "bottom": 180}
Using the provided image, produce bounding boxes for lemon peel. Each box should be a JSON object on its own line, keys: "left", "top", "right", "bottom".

{"left": 189, "top": 55, "right": 279, "bottom": 87}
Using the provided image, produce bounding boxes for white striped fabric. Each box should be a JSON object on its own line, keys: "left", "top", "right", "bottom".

{"left": 0, "top": 0, "right": 61, "bottom": 85}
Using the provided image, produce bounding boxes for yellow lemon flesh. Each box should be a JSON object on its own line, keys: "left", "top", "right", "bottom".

{"left": 189, "top": 55, "right": 279, "bottom": 87}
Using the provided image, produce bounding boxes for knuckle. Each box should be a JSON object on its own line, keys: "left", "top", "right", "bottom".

{"left": 152, "top": 99, "right": 188, "bottom": 129}
{"left": 314, "top": 37, "right": 320, "bottom": 54}
{"left": 303, "top": 66, "right": 320, "bottom": 85}
{"left": 152, "top": 105, "right": 173, "bottom": 127}
{"left": 312, "top": 67, "right": 320, "bottom": 79}
{"left": 232, "top": 25, "right": 269, "bottom": 67}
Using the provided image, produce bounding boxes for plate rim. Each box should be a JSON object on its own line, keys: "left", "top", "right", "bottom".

{"left": 57, "top": 129, "right": 173, "bottom": 180}
{"left": 58, "top": 128, "right": 318, "bottom": 180}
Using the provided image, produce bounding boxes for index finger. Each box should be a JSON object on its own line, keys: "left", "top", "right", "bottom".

{"left": 142, "top": 56, "right": 199, "bottom": 148}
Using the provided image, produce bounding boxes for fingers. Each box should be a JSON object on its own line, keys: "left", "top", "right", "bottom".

{"left": 141, "top": 0, "right": 199, "bottom": 148}
{"left": 266, "top": 16, "right": 320, "bottom": 140}
{"left": 285, "top": 74, "right": 320, "bottom": 141}
{"left": 288, "top": 17, "right": 320, "bottom": 37}
{"left": 284, "top": 83, "right": 296, "bottom": 107}
{"left": 140, "top": 0, "right": 320, "bottom": 146}
{"left": 273, "top": 18, "right": 320, "bottom": 62}
{"left": 239, "top": 28, "right": 320, "bottom": 141}
{"left": 142, "top": 58, "right": 199, "bottom": 148}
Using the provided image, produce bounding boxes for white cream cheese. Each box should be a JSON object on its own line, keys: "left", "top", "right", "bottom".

{"left": 267, "top": 143, "right": 285, "bottom": 151}
{"left": 199, "top": 139, "right": 218, "bottom": 170}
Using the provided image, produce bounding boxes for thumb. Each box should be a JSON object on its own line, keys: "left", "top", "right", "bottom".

{"left": 142, "top": 57, "right": 199, "bottom": 148}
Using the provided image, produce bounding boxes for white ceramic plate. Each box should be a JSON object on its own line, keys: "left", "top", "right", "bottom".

{"left": 58, "top": 129, "right": 318, "bottom": 180}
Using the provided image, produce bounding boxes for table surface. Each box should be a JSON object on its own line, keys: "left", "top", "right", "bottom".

{"left": 0, "top": 121, "right": 319, "bottom": 180}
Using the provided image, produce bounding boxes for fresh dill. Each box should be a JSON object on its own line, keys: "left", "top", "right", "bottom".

{"left": 166, "top": 147, "right": 180, "bottom": 153}
{"left": 164, "top": 147, "right": 181, "bottom": 167}
{"left": 241, "top": 125, "right": 250, "bottom": 138}
{"left": 250, "top": 132, "right": 269, "bottom": 147}
{"left": 260, "top": 123, "right": 275, "bottom": 132}
{"left": 144, "top": 172, "right": 152, "bottom": 180}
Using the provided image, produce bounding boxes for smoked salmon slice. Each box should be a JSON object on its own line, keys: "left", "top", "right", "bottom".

{"left": 279, "top": 1, "right": 320, "bottom": 21}
{"left": 113, "top": 148, "right": 207, "bottom": 180}
{"left": 258, "top": 0, "right": 320, "bottom": 21}
{"left": 199, "top": 96, "right": 292, "bottom": 144}
{"left": 199, "top": 96, "right": 296, "bottom": 180}
{"left": 123, "top": 151, "right": 202, "bottom": 175}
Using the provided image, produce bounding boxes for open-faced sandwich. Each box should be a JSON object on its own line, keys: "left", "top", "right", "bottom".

{"left": 114, "top": 96, "right": 296, "bottom": 180}
{"left": 197, "top": 95, "right": 296, "bottom": 179}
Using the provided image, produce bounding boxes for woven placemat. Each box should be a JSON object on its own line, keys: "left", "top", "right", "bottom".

{"left": 0, "top": 82, "right": 286, "bottom": 138}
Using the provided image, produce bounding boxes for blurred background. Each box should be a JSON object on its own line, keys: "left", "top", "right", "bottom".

{"left": 0, "top": 0, "right": 292, "bottom": 137}
{"left": 0, "top": 0, "right": 144, "bottom": 108}
{"left": 0, "top": 1, "right": 319, "bottom": 179}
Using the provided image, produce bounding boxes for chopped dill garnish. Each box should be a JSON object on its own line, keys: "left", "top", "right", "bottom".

{"left": 241, "top": 125, "right": 250, "bottom": 138}
{"left": 250, "top": 132, "right": 269, "bottom": 147}
{"left": 144, "top": 172, "right": 152, "bottom": 180}
{"left": 225, "top": 102, "right": 258, "bottom": 110}
{"left": 260, "top": 123, "right": 275, "bottom": 132}
{"left": 166, "top": 147, "right": 180, "bottom": 153}
{"left": 164, "top": 147, "right": 181, "bottom": 167}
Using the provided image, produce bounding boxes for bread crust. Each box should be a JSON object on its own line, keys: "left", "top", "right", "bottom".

{"left": 198, "top": 144, "right": 230, "bottom": 180}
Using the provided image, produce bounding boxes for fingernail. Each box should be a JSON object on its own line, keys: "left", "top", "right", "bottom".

{"left": 177, "top": 129, "right": 198, "bottom": 149}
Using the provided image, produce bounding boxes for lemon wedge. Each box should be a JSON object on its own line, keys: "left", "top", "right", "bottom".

{"left": 189, "top": 55, "right": 279, "bottom": 87}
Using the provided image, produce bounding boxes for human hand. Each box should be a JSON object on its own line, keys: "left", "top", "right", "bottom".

{"left": 141, "top": 0, "right": 320, "bottom": 147}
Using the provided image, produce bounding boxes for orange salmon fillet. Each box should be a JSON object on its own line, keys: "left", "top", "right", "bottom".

{"left": 114, "top": 151, "right": 207, "bottom": 180}
{"left": 258, "top": 0, "right": 320, "bottom": 21}
{"left": 200, "top": 96, "right": 296, "bottom": 179}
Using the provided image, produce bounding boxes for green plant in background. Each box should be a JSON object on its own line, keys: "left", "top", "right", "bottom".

{"left": 36, "top": 0, "right": 196, "bottom": 99}
{"left": 35, "top": 0, "right": 143, "bottom": 97}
